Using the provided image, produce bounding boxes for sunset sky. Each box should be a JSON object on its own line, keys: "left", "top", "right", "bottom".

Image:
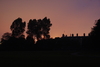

{"left": 0, "top": 0, "right": 100, "bottom": 39}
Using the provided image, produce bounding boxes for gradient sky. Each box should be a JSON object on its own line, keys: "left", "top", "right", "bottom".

{"left": 0, "top": 0, "right": 100, "bottom": 39}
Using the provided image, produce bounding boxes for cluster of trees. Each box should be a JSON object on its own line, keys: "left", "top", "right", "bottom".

{"left": 26, "top": 17, "right": 52, "bottom": 42}
{"left": 1, "top": 17, "right": 52, "bottom": 44}
{"left": 1, "top": 18, "right": 100, "bottom": 51}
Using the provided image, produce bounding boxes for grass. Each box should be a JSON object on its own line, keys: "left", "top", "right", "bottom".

{"left": 0, "top": 51, "right": 100, "bottom": 66}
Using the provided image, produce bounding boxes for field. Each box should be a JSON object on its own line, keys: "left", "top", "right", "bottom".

{"left": 0, "top": 51, "right": 100, "bottom": 66}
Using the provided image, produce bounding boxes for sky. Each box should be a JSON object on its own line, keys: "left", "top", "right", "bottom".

{"left": 0, "top": 0, "right": 100, "bottom": 39}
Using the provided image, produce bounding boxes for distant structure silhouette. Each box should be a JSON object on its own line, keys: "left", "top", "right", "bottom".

{"left": 76, "top": 33, "right": 78, "bottom": 37}
{"left": 62, "top": 34, "right": 65, "bottom": 38}
{"left": 72, "top": 34, "right": 74, "bottom": 37}
{"left": 83, "top": 33, "right": 85, "bottom": 37}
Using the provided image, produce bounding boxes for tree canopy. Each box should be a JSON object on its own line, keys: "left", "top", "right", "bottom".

{"left": 10, "top": 18, "right": 26, "bottom": 38}
{"left": 89, "top": 19, "right": 100, "bottom": 38}
{"left": 26, "top": 17, "right": 52, "bottom": 41}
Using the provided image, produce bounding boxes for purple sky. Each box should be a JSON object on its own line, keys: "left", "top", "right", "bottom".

{"left": 0, "top": 0, "right": 100, "bottom": 39}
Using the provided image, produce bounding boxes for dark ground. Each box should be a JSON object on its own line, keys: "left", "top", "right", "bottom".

{"left": 0, "top": 51, "right": 100, "bottom": 67}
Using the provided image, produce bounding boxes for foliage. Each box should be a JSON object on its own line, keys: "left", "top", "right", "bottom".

{"left": 26, "top": 17, "right": 52, "bottom": 41}
{"left": 1, "top": 32, "right": 11, "bottom": 41}
{"left": 89, "top": 19, "right": 100, "bottom": 37}
{"left": 10, "top": 18, "right": 26, "bottom": 38}
{"left": 89, "top": 19, "right": 100, "bottom": 50}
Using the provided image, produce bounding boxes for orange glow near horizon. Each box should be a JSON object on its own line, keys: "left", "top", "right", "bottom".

{"left": 0, "top": 0, "right": 100, "bottom": 39}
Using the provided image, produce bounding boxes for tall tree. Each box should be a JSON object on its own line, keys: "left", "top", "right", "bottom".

{"left": 26, "top": 19, "right": 37, "bottom": 44}
{"left": 42, "top": 17, "right": 52, "bottom": 39}
{"left": 10, "top": 18, "right": 26, "bottom": 38}
{"left": 26, "top": 17, "right": 52, "bottom": 42}
{"left": 89, "top": 19, "right": 100, "bottom": 38}
{"left": 89, "top": 19, "right": 100, "bottom": 50}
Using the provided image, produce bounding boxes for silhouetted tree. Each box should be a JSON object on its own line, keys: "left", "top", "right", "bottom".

{"left": 26, "top": 19, "right": 37, "bottom": 44}
{"left": 26, "top": 17, "right": 52, "bottom": 42}
{"left": 89, "top": 19, "right": 100, "bottom": 37}
{"left": 89, "top": 19, "right": 100, "bottom": 51}
{"left": 10, "top": 18, "right": 26, "bottom": 38}
{"left": 1, "top": 32, "right": 11, "bottom": 44}
{"left": 1, "top": 32, "right": 11, "bottom": 40}
{"left": 36, "top": 19, "right": 43, "bottom": 40}
{"left": 42, "top": 17, "right": 52, "bottom": 39}
{"left": 35, "top": 17, "right": 52, "bottom": 40}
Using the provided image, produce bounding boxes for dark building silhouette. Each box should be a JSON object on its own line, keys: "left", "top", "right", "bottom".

{"left": 76, "top": 33, "right": 78, "bottom": 37}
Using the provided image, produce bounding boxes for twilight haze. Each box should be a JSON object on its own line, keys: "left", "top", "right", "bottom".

{"left": 0, "top": 0, "right": 100, "bottom": 38}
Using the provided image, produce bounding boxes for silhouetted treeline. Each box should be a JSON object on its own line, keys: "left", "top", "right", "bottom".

{"left": 0, "top": 36, "right": 86, "bottom": 51}
{"left": 0, "top": 17, "right": 52, "bottom": 51}
{"left": 0, "top": 18, "right": 100, "bottom": 52}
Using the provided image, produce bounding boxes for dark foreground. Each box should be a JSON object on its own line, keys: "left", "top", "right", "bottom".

{"left": 0, "top": 51, "right": 100, "bottom": 66}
